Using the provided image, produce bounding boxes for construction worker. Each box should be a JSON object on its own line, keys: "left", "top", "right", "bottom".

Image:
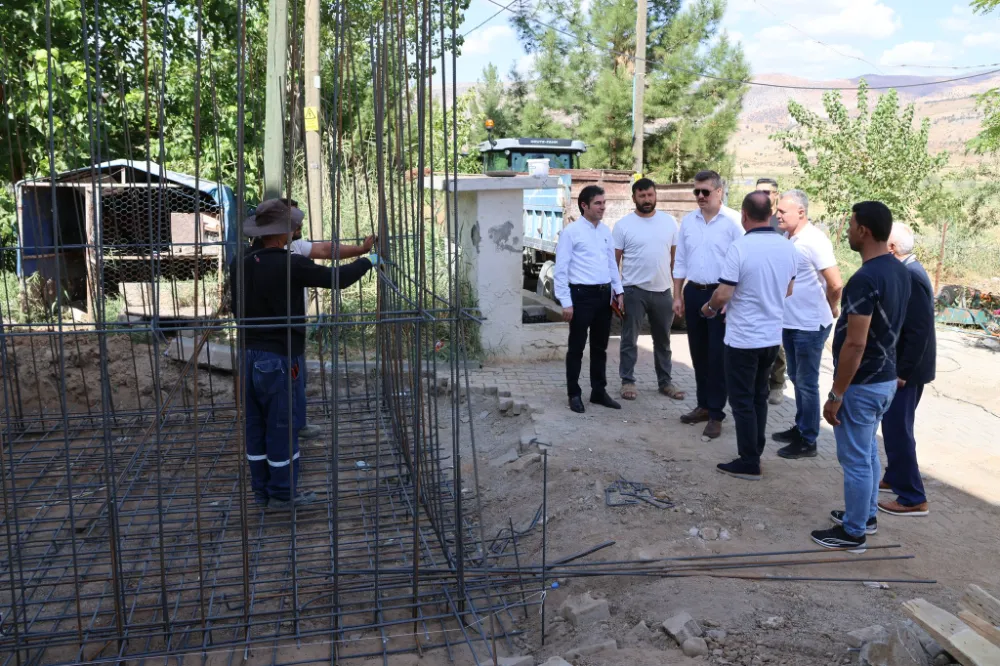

{"left": 234, "top": 199, "right": 377, "bottom": 509}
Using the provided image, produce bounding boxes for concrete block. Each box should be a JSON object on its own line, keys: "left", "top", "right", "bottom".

{"left": 858, "top": 624, "right": 931, "bottom": 666}
{"left": 491, "top": 448, "right": 520, "bottom": 467}
{"left": 539, "top": 659, "right": 573, "bottom": 666}
{"left": 900, "top": 620, "right": 946, "bottom": 659}
{"left": 499, "top": 399, "right": 514, "bottom": 412}
{"left": 662, "top": 611, "right": 703, "bottom": 645}
{"left": 682, "top": 637, "right": 709, "bottom": 657}
{"left": 509, "top": 453, "right": 542, "bottom": 471}
{"left": 847, "top": 625, "right": 888, "bottom": 649}
{"left": 498, "top": 657, "right": 533, "bottom": 666}
{"left": 512, "top": 402, "right": 524, "bottom": 416}
{"left": 564, "top": 640, "right": 617, "bottom": 660}
{"left": 558, "top": 592, "right": 610, "bottom": 627}
{"left": 624, "top": 620, "right": 653, "bottom": 647}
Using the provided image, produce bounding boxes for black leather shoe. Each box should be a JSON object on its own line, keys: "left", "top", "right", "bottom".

{"left": 590, "top": 392, "right": 621, "bottom": 409}
{"left": 777, "top": 440, "right": 818, "bottom": 459}
{"left": 569, "top": 395, "right": 586, "bottom": 413}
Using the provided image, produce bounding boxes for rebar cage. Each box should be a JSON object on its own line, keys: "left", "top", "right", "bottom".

{"left": 0, "top": 0, "right": 540, "bottom": 662}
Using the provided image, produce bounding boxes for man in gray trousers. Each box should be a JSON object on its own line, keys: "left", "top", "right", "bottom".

{"left": 614, "top": 178, "right": 686, "bottom": 402}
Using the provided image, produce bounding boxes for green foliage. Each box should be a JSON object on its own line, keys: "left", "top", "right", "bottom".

{"left": 509, "top": 0, "right": 748, "bottom": 177}
{"left": 771, "top": 80, "right": 948, "bottom": 228}
{"left": 468, "top": 64, "right": 516, "bottom": 143}
{"left": 968, "top": 0, "right": 1000, "bottom": 153}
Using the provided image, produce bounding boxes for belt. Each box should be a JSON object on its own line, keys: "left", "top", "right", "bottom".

{"left": 687, "top": 282, "right": 718, "bottom": 290}
{"left": 569, "top": 283, "right": 611, "bottom": 290}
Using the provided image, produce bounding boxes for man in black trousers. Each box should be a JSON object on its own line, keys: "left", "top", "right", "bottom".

{"left": 878, "top": 222, "right": 936, "bottom": 517}
{"left": 553, "top": 185, "right": 625, "bottom": 413}
{"left": 672, "top": 170, "right": 744, "bottom": 439}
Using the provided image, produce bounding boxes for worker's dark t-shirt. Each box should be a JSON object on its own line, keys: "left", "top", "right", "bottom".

{"left": 232, "top": 247, "right": 371, "bottom": 357}
{"left": 831, "top": 253, "right": 911, "bottom": 385}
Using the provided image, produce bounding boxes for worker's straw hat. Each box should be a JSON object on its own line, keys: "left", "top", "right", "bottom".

{"left": 243, "top": 199, "right": 304, "bottom": 237}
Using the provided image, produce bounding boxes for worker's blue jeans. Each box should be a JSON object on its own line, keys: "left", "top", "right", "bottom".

{"left": 243, "top": 349, "right": 304, "bottom": 503}
{"left": 835, "top": 381, "right": 896, "bottom": 538}
{"left": 783, "top": 325, "right": 831, "bottom": 444}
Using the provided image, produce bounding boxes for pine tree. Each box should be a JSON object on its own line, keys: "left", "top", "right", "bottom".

{"left": 509, "top": 0, "right": 748, "bottom": 178}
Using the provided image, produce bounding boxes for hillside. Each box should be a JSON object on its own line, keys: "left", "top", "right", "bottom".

{"left": 731, "top": 71, "right": 998, "bottom": 180}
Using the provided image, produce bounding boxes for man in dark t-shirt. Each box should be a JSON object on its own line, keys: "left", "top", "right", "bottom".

{"left": 233, "top": 199, "right": 375, "bottom": 510}
{"left": 811, "top": 201, "right": 910, "bottom": 553}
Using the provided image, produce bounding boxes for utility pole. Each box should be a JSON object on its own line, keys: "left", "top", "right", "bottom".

{"left": 264, "top": 0, "right": 289, "bottom": 199}
{"left": 303, "top": 0, "right": 322, "bottom": 238}
{"left": 632, "top": 0, "right": 647, "bottom": 175}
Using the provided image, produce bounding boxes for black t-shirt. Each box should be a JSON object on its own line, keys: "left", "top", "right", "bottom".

{"left": 832, "top": 253, "right": 911, "bottom": 385}
{"left": 232, "top": 247, "right": 372, "bottom": 357}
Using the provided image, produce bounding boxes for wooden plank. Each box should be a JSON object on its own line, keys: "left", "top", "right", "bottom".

{"left": 959, "top": 610, "right": 1000, "bottom": 649}
{"left": 962, "top": 585, "right": 1000, "bottom": 627}
{"left": 902, "top": 598, "right": 1000, "bottom": 666}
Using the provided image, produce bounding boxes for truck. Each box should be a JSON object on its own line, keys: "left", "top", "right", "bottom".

{"left": 477, "top": 136, "right": 697, "bottom": 305}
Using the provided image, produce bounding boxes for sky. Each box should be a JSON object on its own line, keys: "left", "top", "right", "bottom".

{"left": 453, "top": 0, "right": 1000, "bottom": 83}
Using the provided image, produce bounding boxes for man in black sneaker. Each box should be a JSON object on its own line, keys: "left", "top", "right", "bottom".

{"left": 553, "top": 185, "right": 625, "bottom": 414}
{"left": 771, "top": 190, "right": 843, "bottom": 459}
{"left": 233, "top": 199, "right": 376, "bottom": 510}
{"left": 811, "top": 202, "right": 910, "bottom": 553}
{"left": 700, "top": 191, "right": 797, "bottom": 481}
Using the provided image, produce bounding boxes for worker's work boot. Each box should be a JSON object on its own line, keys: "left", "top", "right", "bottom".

{"left": 268, "top": 491, "right": 320, "bottom": 511}
{"left": 299, "top": 424, "right": 323, "bottom": 440}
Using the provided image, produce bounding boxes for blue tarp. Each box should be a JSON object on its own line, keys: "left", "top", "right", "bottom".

{"left": 15, "top": 160, "right": 238, "bottom": 277}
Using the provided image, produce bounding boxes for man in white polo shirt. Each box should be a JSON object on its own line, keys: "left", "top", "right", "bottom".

{"left": 701, "top": 191, "right": 797, "bottom": 481}
{"left": 672, "top": 170, "right": 743, "bottom": 440}
{"left": 613, "top": 177, "right": 684, "bottom": 402}
{"left": 771, "top": 190, "right": 843, "bottom": 459}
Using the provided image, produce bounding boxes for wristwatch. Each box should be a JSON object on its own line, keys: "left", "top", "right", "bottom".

{"left": 827, "top": 390, "right": 843, "bottom": 403}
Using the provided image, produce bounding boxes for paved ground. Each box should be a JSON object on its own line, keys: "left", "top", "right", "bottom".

{"left": 469, "top": 327, "right": 1000, "bottom": 508}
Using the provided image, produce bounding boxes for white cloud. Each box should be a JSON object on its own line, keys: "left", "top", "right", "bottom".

{"left": 514, "top": 52, "right": 537, "bottom": 77}
{"left": 462, "top": 25, "right": 516, "bottom": 56}
{"left": 727, "top": 0, "right": 898, "bottom": 38}
{"left": 963, "top": 32, "right": 1000, "bottom": 48}
{"left": 941, "top": 4, "right": 976, "bottom": 32}
{"left": 741, "top": 31, "right": 869, "bottom": 78}
{"left": 879, "top": 41, "right": 957, "bottom": 67}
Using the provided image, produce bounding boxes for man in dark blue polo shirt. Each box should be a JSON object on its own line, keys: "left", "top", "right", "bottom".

{"left": 812, "top": 201, "right": 911, "bottom": 553}
{"left": 878, "top": 222, "right": 936, "bottom": 517}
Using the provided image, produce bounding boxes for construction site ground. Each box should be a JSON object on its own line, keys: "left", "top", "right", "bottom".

{"left": 452, "top": 326, "right": 1000, "bottom": 666}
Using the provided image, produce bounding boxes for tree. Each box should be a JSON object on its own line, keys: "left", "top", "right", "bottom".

{"left": 468, "top": 64, "right": 516, "bottom": 143}
{"left": 771, "top": 80, "right": 948, "bottom": 228}
{"left": 968, "top": 0, "right": 1000, "bottom": 153}
{"left": 509, "top": 0, "right": 748, "bottom": 177}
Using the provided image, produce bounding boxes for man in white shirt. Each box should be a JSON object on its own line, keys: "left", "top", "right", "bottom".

{"left": 756, "top": 177, "right": 789, "bottom": 404}
{"left": 771, "top": 190, "right": 843, "bottom": 459}
{"left": 671, "top": 170, "right": 744, "bottom": 440}
{"left": 252, "top": 198, "right": 375, "bottom": 439}
{"left": 554, "top": 185, "right": 625, "bottom": 414}
{"left": 701, "top": 191, "right": 797, "bottom": 480}
{"left": 613, "top": 178, "right": 684, "bottom": 402}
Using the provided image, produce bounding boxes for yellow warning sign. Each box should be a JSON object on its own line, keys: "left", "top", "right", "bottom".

{"left": 304, "top": 107, "right": 320, "bottom": 132}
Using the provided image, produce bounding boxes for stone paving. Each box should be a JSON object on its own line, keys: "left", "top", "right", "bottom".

{"left": 467, "top": 327, "right": 1000, "bottom": 533}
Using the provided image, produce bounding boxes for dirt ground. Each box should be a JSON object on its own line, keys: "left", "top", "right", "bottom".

{"left": 4, "top": 327, "right": 999, "bottom": 666}
{"left": 450, "top": 327, "right": 1000, "bottom": 666}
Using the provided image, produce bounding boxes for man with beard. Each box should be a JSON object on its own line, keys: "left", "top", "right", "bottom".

{"left": 613, "top": 178, "right": 684, "bottom": 402}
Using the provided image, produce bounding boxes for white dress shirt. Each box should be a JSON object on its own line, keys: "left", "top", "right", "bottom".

{"left": 673, "top": 206, "right": 743, "bottom": 285}
{"left": 553, "top": 218, "right": 623, "bottom": 308}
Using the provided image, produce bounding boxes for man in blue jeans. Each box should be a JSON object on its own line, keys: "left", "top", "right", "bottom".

{"left": 770, "top": 190, "right": 843, "bottom": 458}
{"left": 878, "top": 222, "right": 936, "bottom": 517}
{"left": 233, "top": 199, "right": 375, "bottom": 510}
{"left": 812, "top": 201, "right": 910, "bottom": 553}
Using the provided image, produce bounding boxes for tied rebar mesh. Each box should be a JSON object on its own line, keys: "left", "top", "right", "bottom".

{"left": 0, "top": 0, "right": 541, "bottom": 662}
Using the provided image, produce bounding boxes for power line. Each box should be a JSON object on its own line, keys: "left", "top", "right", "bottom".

{"left": 480, "top": 0, "right": 1000, "bottom": 91}
{"left": 461, "top": 0, "right": 520, "bottom": 38}
{"left": 749, "top": 0, "right": 887, "bottom": 76}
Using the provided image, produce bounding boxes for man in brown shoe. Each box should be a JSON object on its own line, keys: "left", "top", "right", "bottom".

{"left": 878, "top": 223, "right": 935, "bottom": 517}
{"left": 673, "top": 171, "right": 744, "bottom": 438}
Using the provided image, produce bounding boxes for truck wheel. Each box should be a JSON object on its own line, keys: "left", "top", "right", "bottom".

{"left": 536, "top": 260, "right": 556, "bottom": 302}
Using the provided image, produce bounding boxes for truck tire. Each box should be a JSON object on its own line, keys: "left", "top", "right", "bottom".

{"left": 536, "top": 260, "right": 556, "bottom": 302}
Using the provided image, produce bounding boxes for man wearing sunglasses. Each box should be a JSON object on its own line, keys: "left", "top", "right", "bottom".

{"left": 672, "top": 170, "right": 743, "bottom": 440}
